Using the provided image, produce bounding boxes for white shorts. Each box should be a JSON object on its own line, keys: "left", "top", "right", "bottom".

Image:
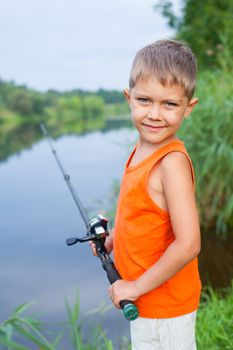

{"left": 130, "top": 311, "right": 197, "bottom": 350}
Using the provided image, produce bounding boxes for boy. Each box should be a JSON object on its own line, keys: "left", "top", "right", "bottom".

{"left": 92, "top": 39, "right": 201, "bottom": 349}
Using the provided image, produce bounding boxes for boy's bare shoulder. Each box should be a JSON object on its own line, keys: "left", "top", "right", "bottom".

{"left": 161, "top": 150, "right": 189, "bottom": 164}
{"left": 160, "top": 151, "right": 192, "bottom": 179}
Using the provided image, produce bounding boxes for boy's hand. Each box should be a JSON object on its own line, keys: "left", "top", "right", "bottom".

{"left": 89, "top": 235, "right": 113, "bottom": 256}
{"left": 108, "top": 280, "right": 140, "bottom": 309}
{"left": 89, "top": 240, "right": 98, "bottom": 256}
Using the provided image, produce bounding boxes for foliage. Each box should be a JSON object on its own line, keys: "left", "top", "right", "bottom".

{"left": 155, "top": 0, "right": 233, "bottom": 69}
{"left": 7, "top": 91, "right": 34, "bottom": 116}
{"left": 95, "top": 89, "right": 125, "bottom": 104}
{"left": 1, "top": 285, "right": 233, "bottom": 349}
{"left": 196, "top": 283, "right": 233, "bottom": 349}
{"left": 0, "top": 295, "right": 122, "bottom": 350}
{"left": 64, "top": 89, "right": 125, "bottom": 104}
{"left": 0, "top": 79, "right": 127, "bottom": 124}
{"left": 0, "top": 301, "right": 60, "bottom": 350}
{"left": 0, "top": 79, "right": 105, "bottom": 120}
{"left": 179, "top": 68, "right": 233, "bottom": 234}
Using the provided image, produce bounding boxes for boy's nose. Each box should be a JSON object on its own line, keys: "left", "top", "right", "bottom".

{"left": 148, "top": 105, "right": 162, "bottom": 120}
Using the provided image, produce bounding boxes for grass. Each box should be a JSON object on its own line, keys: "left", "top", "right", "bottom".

{"left": 0, "top": 285, "right": 232, "bottom": 349}
{"left": 196, "top": 282, "right": 233, "bottom": 349}
{"left": 0, "top": 297, "right": 114, "bottom": 350}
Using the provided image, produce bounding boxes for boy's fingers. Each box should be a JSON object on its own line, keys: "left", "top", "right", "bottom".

{"left": 109, "top": 285, "right": 121, "bottom": 309}
{"left": 89, "top": 241, "right": 97, "bottom": 256}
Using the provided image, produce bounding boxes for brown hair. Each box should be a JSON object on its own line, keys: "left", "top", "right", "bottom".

{"left": 129, "top": 40, "right": 197, "bottom": 100}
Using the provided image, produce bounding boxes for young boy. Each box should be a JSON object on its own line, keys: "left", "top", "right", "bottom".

{"left": 92, "top": 39, "right": 201, "bottom": 349}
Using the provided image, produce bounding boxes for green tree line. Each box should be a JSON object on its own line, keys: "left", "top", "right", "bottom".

{"left": 0, "top": 79, "right": 125, "bottom": 120}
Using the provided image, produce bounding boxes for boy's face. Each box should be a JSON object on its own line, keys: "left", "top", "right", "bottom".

{"left": 124, "top": 77, "right": 198, "bottom": 149}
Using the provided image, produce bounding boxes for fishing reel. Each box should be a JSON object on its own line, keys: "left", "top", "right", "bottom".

{"left": 66, "top": 214, "right": 109, "bottom": 246}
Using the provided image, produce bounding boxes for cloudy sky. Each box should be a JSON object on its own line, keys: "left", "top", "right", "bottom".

{"left": 1, "top": 0, "right": 180, "bottom": 92}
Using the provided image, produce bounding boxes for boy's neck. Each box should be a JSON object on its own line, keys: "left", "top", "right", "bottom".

{"left": 132, "top": 137, "right": 179, "bottom": 166}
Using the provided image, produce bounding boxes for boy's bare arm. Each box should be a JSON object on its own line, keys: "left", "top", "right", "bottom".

{"left": 109, "top": 152, "right": 201, "bottom": 307}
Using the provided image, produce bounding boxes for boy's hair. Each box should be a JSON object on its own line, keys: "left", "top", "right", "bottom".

{"left": 129, "top": 39, "right": 197, "bottom": 100}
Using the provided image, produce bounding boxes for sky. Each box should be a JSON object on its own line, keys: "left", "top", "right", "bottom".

{"left": 0, "top": 0, "right": 180, "bottom": 92}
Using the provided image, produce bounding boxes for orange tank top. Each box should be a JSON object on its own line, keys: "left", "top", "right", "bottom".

{"left": 113, "top": 139, "right": 202, "bottom": 318}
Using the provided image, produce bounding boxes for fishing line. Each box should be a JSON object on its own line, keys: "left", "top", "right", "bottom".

{"left": 40, "top": 123, "right": 90, "bottom": 231}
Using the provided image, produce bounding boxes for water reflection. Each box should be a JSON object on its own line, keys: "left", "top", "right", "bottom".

{"left": 0, "top": 116, "right": 131, "bottom": 163}
{"left": 0, "top": 122, "right": 40, "bottom": 162}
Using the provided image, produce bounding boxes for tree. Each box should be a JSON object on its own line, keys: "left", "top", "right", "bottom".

{"left": 82, "top": 96, "right": 104, "bottom": 119}
{"left": 7, "top": 91, "right": 34, "bottom": 116}
{"left": 155, "top": 0, "right": 233, "bottom": 69}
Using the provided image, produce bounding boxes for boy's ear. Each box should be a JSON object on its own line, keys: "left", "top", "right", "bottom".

{"left": 124, "top": 89, "right": 131, "bottom": 104}
{"left": 184, "top": 97, "right": 198, "bottom": 118}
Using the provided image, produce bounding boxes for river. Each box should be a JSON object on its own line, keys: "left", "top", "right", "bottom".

{"left": 0, "top": 125, "right": 232, "bottom": 347}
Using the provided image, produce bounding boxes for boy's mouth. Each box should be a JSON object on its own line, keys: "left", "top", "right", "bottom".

{"left": 142, "top": 123, "right": 166, "bottom": 131}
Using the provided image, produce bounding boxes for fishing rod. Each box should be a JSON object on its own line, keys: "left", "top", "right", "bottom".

{"left": 40, "top": 123, "right": 90, "bottom": 231}
{"left": 40, "top": 123, "right": 139, "bottom": 321}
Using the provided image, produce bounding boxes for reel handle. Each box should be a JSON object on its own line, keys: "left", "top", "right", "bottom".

{"left": 66, "top": 234, "right": 96, "bottom": 245}
{"left": 102, "top": 259, "right": 139, "bottom": 321}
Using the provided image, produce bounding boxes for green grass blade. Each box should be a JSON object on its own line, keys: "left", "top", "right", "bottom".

{"left": 0, "top": 335, "right": 30, "bottom": 350}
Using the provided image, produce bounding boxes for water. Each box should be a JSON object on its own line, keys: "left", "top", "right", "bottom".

{"left": 0, "top": 127, "right": 137, "bottom": 345}
{"left": 1, "top": 126, "right": 232, "bottom": 347}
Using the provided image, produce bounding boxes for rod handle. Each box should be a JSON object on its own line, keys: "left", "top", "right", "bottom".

{"left": 102, "top": 260, "right": 139, "bottom": 321}
{"left": 120, "top": 300, "right": 139, "bottom": 321}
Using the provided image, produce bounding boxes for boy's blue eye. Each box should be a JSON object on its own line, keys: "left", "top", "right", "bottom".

{"left": 164, "top": 101, "right": 178, "bottom": 107}
{"left": 138, "top": 97, "right": 149, "bottom": 103}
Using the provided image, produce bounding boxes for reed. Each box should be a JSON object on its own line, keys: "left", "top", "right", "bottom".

{"left": 0, "top": 296, "right": 117, "bottom": 350}
{"left": 179, "top": 68, "right": 233, "bottom": 234}
{"left": 0, "top": 285, "right": 232, "bottom": 349}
